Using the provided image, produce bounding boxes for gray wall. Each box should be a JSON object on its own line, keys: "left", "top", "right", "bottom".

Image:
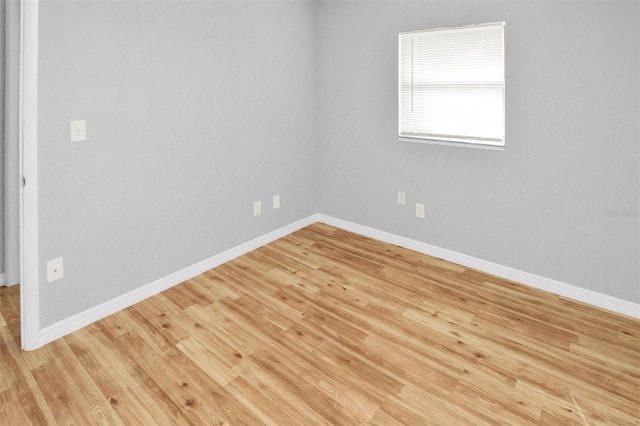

{"left": 38, "top": 1, "right": 318, "bottom": 326}
{"left": 316, "top": 1, "right": 639, "bottom": 303}
{"left": 4, "top": 0, "right": 22, "bottom": 287}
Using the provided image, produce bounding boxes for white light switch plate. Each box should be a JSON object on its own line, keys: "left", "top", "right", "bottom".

{"left": 273, "top": 194, "right": 280, "bottom": 210}
{"left": 70, "top": 120, "right": 87, "bottom": 142}
{"left": 47, "top": 257, "right": 64, "bottom": 283}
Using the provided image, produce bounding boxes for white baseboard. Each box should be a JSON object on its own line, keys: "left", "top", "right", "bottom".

{"left": 37, "top": 215, "right": 319, "bottom": 348}
{"left": 317, "top": 214, "right": 640, "bottom": 319}
{"left": 35, "top": 212, "right": 638, "bottom": 348}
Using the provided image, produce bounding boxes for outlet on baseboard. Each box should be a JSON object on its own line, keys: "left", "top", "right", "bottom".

{"left": 416, "top": 203, "right": 425, "bottom": 219}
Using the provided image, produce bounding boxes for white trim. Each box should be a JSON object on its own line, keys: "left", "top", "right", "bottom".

{"left": 400, "top": 21, "right": 505, "bottom": 36}
{"left": 317, "top": 214, "right": 640, "bottom": 319}
{"left": 20, "top": 0, "right": 40, "bottom": 351}
{"left": 0, "top": 274, "right": 5, "bottom": 286}
{"left": 399, "top": 137, "right": 505, "bottom": 151}
{"left": 36, "top": 215, "right": 318, "bottom": 348}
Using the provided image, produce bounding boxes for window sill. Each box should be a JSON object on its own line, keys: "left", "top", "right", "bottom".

{"left": 399, "top": 137, "right": 505, "bottom": 151}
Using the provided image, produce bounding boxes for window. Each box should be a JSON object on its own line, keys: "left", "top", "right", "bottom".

{"left": 399, "top": 22, "right": 505, "bottom": 149}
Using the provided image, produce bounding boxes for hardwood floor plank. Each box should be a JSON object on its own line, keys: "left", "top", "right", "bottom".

{"left": 249, "top": 348, "right": 366, "bottom": 425}
{"left": 63, "top": 331, "right": 126, "bottom": 402}
{"left": 116, "top": 331, "right": 219, "bottom": 425}
{"left": 485, "top": 328, "right": 640, "bottom": 414}
{"left": 396, "top": 383, "right": 496, "bottom": 425}
{"left": 177, "top": 336, "right": 238, "bottom": 386}
{"left": 86, "top": 399, "right": 125, "bottom": 426}
{"left": 91, "top": 325, "right": 194, "bottom": 424}
{"left": 1, "top": 223, "right": 638, "bottom": 425}
{"left": 106, "top": 386, "right": 177, "bottom": 426}
{"left": 198, "top": 270, "right": 243, "bottom": 300}
{"left": 163, "top": 347, "right": 263, "bottom": 425}
{"left": 185, "top": 306, "right": 253, "bottom": 359}
{"left": 317, "top": 379, "right": 379, "bottom": 422}
{"left": 224, "top": 375, "right": 303, "bottom": 425}
{"left": 0, "top": 330, "right": 13, "bottom": 394}
{"left": 231, "top": 354, "right": 335, "bottom": 425}
{"left": 31, "top": 360, "right": 93, "bottom": 425}
{"left": 0, "top": 328, "right": 55, "bottom": 425}
{"left": 0, "top": 388, "right": 39, "bottom": 426}
{"left": 376, "top": 396, "right": 434, "bottom": 425}
{"left": 569, "top": 340, "right": 640, "bottom": 378}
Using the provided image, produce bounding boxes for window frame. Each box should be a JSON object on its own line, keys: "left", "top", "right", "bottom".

{"left": 398, "top": 22, "right": 505, "bottom": 151}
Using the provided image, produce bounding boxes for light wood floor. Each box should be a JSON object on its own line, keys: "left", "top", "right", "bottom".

{"left": 1, "top": 223, "right": 639, "bottom": 425}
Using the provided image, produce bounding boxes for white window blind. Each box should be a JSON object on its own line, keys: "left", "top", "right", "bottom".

{"left": 399, "top": 22, "right": 505, "bottom": 147}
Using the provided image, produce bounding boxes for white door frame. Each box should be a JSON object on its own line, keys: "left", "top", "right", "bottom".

{"left": 20, "top": 0, "right": 39, "bottom": 351}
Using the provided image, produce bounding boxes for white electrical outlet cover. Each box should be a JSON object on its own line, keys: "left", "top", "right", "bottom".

{"left": 253, "top": 201, "right": 262, "bottom": 216}
{"left": 416, "top": 203, "right": 425, "bottom": 219}
{"left": 70, "top": 120, "right": 87, "bottom": 142}
{"left": 47, "top": 257, "right": 64, "bottom": 283}
{"left": 273, "top": 194, "right": 280, "bottom": 210}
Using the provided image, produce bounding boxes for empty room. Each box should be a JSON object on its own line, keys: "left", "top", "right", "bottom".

{"left": 1, "top": 0, "right": 638, "bottom": 424}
